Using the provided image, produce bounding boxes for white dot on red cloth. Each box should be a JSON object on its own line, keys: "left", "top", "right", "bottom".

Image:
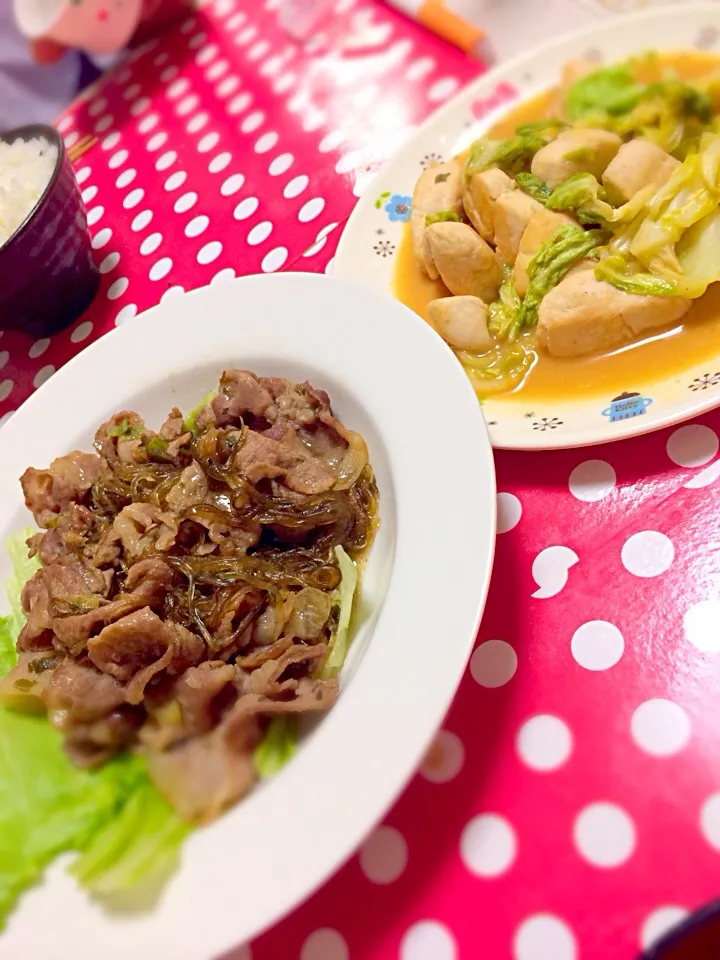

{"left": 667, "top": 424, "right": 719, "bottom": 467}
{"left": 196, "top": 43, "right": 218, "bottom": 65}
{"left": 149, "top": 258, "right": 173, "bottom": 281}
{"left": 631, "top": 699, "right": 691, "bottom": 757}
{"left": 28, "top": 339, "right": 50, "bottom": 359}
{"left": 218, "top": 77, "right": 240, "bottom": 98}
{"left": 123, "top": 82, "right": 141, "bottom": 100}
{"left": 209, "top": 152, "right": 232, "bottom": 173}
{"left": 568, "top": 459, "right": 616, "bottom": 501}
{"left": 640, "top": 907, "right": 689, "bottom": 951}
{"left": 187, "top": 113, "right": 209, "bottom": 134}
{"left": 248, "top": 40, "right": 270, "bottom": 61}
{"left": 284, "top": 175, "right": 309, "bottom": 199}
{"left": 247, "top": 221, "right": 273, "bottom": 245}
{"left": 188, "top": 31, "right": 207, "bottom": 50}
{"left": 82, "top": 185, "right": 98, "bottom": 204}
{"left": 701, "top": 793, "right": 720, "bottom": 850}
{"left": 179, "top": 15, "right": 195, "bottom": 33}
{"left": 497, "top": 492, "right": 522, "bottom": 533}
{"left": 88, "top": 96, "right": 107, "bottom": 117}
{"left": 154, "top": 52, "right": 169, "bottom": 66}
{"left": 460, "top": 814, "right": 516, "bottom": 877}
{"left": 261, "top": 247, "right": 288, "bottom": 273}
{"left": 571, "top": 620, "right": 624, "bottom": 671}
{"left": 407, "top": 57, "right": 436, "bottom": 80}
{"left": 683, "top": 599, "right": 720, "bottom": 652}
{"left": 298, "top": 198, "right": 325, "bottom": 222}
{"left": 241, "top": 111, "right": 265, "bottom": 133}
{"left": 621, "top": 531, "right": 674, "bottom": 577}
{"left": 0, "top": 380, "right": 13, "bottom": 402}
{"left": 108, "top": 149, "right": 128, "bottom": 169}
{"left": 114, "top": 303, "right": 138, "bottom": 326}
{"left": 198, "top": 241, "right": 223, "bottom": 264}
{"left": 94, "top": 115, "right": 113, "bottom": 134}
{"left": 175, "top": 192, "right": 198, "bottom": 213}
{"left": 165, "top": 171, "right": 187, "bottom": 191}
{"left": 234, "top": 196, "right": 259, "bottom": 219}
{"left": 532, "top": 545, "right": 578, "bottom": 597}
{"left": 222, "top": 174, "right": 245, "bottom": 196}
{"left": 400, "top": 921, "right": 457, "bottom": 960}
{"left": 303, "top": 223, "right": 339, "bottom": 258}
{"left": 75, "top": 166, "right": 91, "bottom": 185}
{"left": 160, "top": 65, "right": 178, "bottom": 82}
{"left": 198, "top": 132, "right": 220, "bottom": 153}
{"left": 574, "top": 802, "right": 636, "bottom": 868}
{"left": 99, "top": 252, "right": 119, "bottom": 274}
{"left": 420, "top": 729, "right": 464, "bottom": 783}
{"left": 227, "top": 11, "right": 247, "bottom": 28}
{"left": 131, "top": 210, "right": 153, "bottom": 232}
{"left": 470, "top": 639, "right": 517, "bottom": 688}
{"left": 428, "top": 77, "right": 460, "bottom": 102}
{"left": 517, "top": 715, "right": 572, "bottom": 771}
{"left": 123, "top": 188, "right": 144, "bottom": 210}
{"left": 320, "top": 131, "right": 345, "bottom": 154}
{"left": 211, "top": 267, "right": 236, "bottom": 284}
{"left": 359, "top": 825, "right": 408, "bottom": 884}
{"left": 228, "top": 92, "right": 252, "bottom": 114}
{"left": 254, "top": 131, "right": 278, "bottom": 154}
{"left": 176, "top": 94, "right": 199, "bottom": 116}
{"left": 513, "top": 915, "right": 577, "bottom": 960}
{"left": 274, "top": 72, "right": 296, "bottom": 94}
{"left": 167, "top": 77, "right": 190, "bottom": 98}
{"left": 268, "top": 153, "right": 293, "bottom": 176}
{"left": 92, "top": 227, "right": 112, "bottom": 249}
{"left": 140, "top": 233, "right": 163, "bottom": 256}
{"left": 115, "top": 169, "right": 136, "bottom": 189}
{"left": 138, "top": 113, "right": 158, "bottom": 134}
{"left": 236, "top": 25, "right": 258, "bottom": 45}
{"left": 33, "top": 365, "right": 55, "bottom": 388}
{"left": 107, "top": 278, "right": 129, "bottom": 300}
{"left": 156, "top": 151, "right": 177, "bottom": 172}
{"left": 71, "top": 321, "right": 93, "bottom": 343}
{"left": 87, "top": 206, "right": 104, "bottom": 226}
{"left": 206, "top": 60, "right": 229, "bottom": 81}
{"left": 186, "top": 216, "right": 209, "bottom": 238}
{"left": 101, "top": 131, "right": 120, "bottom": 151}
{"left": 0, "top": 352, "right": 8, "bottom": 372}
{"left": 130, "top": 97, "right": 150, "bottom": 117}
{"left": 300, "top": 929, "right": 348, "bottom": 960}
{"left": 262, "top": 59, "right": 284, "bottom": 81}
{"left": 147, "top": 132, "right": 168, "bottom": 151}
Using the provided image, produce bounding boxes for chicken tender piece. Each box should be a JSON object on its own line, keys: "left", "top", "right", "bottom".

{"left": 428, "top": 296, "right": 492, "bottom": 353}
{"left": 426, "top": 221, "right": 502, "bottom": 302}
{"left": 411, "top": 160, "right": 463, "bottom": 278}
{"left": 463, "top": 167, "right": 516, "bottom": 241}
{"left": 514, "top": 208, "right": 577, "bottom": 297}
{"left": 602, "top": 139, "right": 680, "bottom": 204}
{"left": 493, "top": 191, "right": 545, "bottom": 266}
{"left": 537, "top": 267, "right": 691, "bottom": 357}
{"left": 531, "top": 128, "right": 622, "bottom": 189}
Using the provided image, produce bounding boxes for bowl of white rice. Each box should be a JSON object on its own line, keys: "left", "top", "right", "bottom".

{"left": 0, "top": 125, "right": 99, "bottom": 336}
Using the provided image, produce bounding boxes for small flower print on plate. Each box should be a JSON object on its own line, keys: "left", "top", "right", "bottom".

{"left": 375, "top": 192, "right": 412, "bottom": 222}
{"left": 689, "top": 372, "right": 720, "bottom": 390}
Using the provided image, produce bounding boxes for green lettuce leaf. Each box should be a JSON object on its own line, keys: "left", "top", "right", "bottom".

{"left": 514, "top": 173, "right": 551, "bottom": 204}
{"left": 519, "top": 225, "right": 606, "bottom": 328}
{"left": 566, "top": 63, "right": 644, "bottom": 121}
{"left": 425, "top": 210, "right": 460, "bottom": 226}
{"left": 253, "top": 716, "right": 297, "bottom": 780}
{"left": 182, "top": 390, "right": 217, "bottom": 437}
{"left": 488, "top": 271, "right": 522, "bottom": 342}
{"left": 321, "top": 545, "right": 358, "bottom": 679}
{"left": 466, "top": 131, "right": 548, "bottom": 177}
{"left": 594, "top": 255, "right": 678, "bottom": 296}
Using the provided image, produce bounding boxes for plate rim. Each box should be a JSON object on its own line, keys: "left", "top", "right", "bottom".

{"left": 335, "top": 1, "right": 720, "bottom": 451}
{"left": 0, "top": 272, "right": 496, "bottom": 959}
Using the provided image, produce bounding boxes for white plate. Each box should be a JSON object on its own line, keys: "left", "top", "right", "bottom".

{"left": 0, "top": 273, "right": 495, "bottom": 960}
{"left": 335, "top": 3, "right": 720, "bottom": 450}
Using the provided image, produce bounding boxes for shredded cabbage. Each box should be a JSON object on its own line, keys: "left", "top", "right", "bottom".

{"left": 321, "top": 545, "right": 358, "bottom": 679}
{"left": 253, "top": 716, "right": 297, "bottom": 780}
{"left": 514, "top": 173, "right": 551, "bottom": 204}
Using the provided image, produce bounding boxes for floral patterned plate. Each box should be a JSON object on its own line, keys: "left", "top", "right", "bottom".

{"left": 335, "top": 3, "right": 720, "bottom": 450}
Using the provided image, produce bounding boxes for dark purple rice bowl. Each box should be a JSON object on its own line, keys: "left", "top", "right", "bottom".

{"left": 0, "top": 124, "right": 99, "bottom": 337}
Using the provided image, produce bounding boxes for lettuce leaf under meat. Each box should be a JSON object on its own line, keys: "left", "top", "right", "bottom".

{"left": 320, "top": 545, "right": 358, "bottom": 679}
{"left": 0, "top": 529, "right": 187, "bottom": 928}
{"left": 254, "top": 716, "right": 297, "bottom": 780}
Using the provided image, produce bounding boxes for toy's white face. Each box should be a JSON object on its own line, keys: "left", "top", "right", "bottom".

{"left": 36, "top": 0, "right": 144, "bottom": 54}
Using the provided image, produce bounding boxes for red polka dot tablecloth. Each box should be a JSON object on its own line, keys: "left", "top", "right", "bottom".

{"left": 4, "top": 2, "right": 720, "bottom": 958}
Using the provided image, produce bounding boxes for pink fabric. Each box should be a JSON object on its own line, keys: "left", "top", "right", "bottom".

{"left": 2, "top": 2, "right": 719, "bottom": 958}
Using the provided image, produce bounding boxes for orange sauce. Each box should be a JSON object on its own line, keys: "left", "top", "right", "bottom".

{"left": 393, "top": 51, "right": 720, "bottom": 404}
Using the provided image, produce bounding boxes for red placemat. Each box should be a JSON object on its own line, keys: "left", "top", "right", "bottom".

{"left": 3, "top": 3, "right": 720, "bottom": 958}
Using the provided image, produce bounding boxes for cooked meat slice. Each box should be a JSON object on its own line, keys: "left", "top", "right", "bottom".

{"left": 261, "top": 378, "right": 325, "bottom": 425}
{"left": 537, "top": 266, "right": 691, "bottom": 357}
{"left": 21, "top": 451, "right": 106, "bottom": 527}
{"left": 160, "top": 407, "right": 185, "bottom": 441}
{"left": 426, "top": 221, "right": 502, "bottom": 302}
{"left": 515, "top": 207, "right": 578, "bottom": 296}
{"left": 602, "top": 139, "right": 680, "bottom": 204}
{"left": 493, "top": 191, "right": 545, "bottom": 265}
{"left": 531, "top": 128, "right": 622, "bottom": 189}
{"left": 95, "top": 412, "right": 148, "bottom": 462}
{"left": 212, "top": 370, "right": 277, "bottom": 426}
{"left": 0, "top": 651, "right": 60, "bottom": 709}
{"left": 111, "top": 502, "right": 178, "bottom": 557}
{"left": 88, "top": 608, "right": 204, "bottom": 696}
{"left": 285, "top": 588, "right": 333, "bottom": 640}
{"left": 166, "top": 462, "right": 209, "bottom": 513}
{"left": 43, "top": 659, "right": 126, "bottom": 723}
{"left": 245, "top": 642, "right": 329, "bottom": 698}
{"left": 316, "top": 411, "right": 369, "bottom": 491}
{"left": 428, "top": 296, "right": 492, "bottom": 353}
{"left": 63, "top": 707, "right": 145, "bottom": 768}
{"left": 411, "top": 159, "right": 463, "bottom": 278}
{"left": 462, "top": 167, "right": 516, "bottom": 241}
{"left": 235, "top": 635, "right": 294, "bottom": 668}
{"left": 236, "top": 429, "right": 337, "bottom": 494}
